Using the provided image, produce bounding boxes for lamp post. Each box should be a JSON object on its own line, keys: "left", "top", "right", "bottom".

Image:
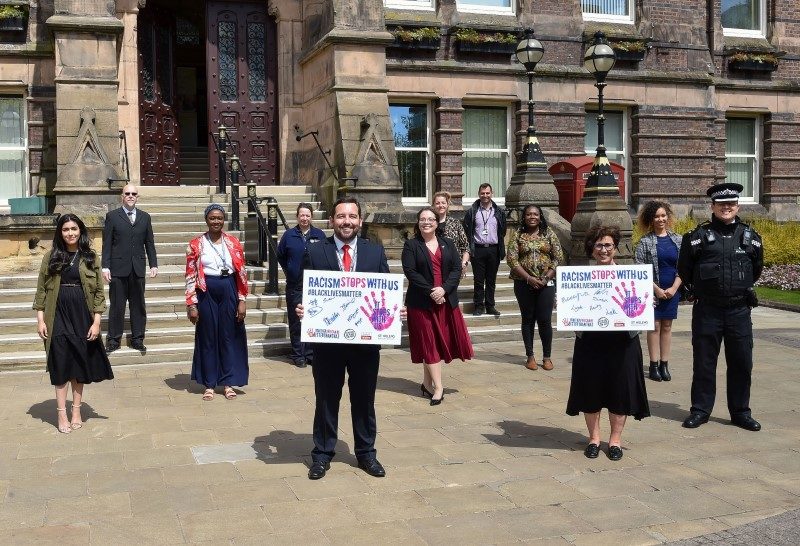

{"left": 569, "top": 31, "right": 634, "bottom": 264}
{"left": 504, "top": 28, "right": 559, "bottom": 218}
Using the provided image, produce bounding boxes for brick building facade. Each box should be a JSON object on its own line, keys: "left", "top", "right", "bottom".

{"left": 0, "top": 0, "right": 797, "bottom": 220}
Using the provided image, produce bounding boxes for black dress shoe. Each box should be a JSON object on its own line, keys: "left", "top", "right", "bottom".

{"left": 308, "top": 461, "right": 330, "bottom": 480}
{"left": 105, "top": 339, "right": 120, "bottom": 353}
{"left": 131, "top": 340, "right": 146, "bottom": 351}
{"left": 584, "top": 443, "right": 600, "bottom": 459}
{"left": 648, "top": 362, "right": 662, "bottom": 381}
{"left": 420, "top": 383, "right": 433, "bottom": 398}
{"left": 357, "top": 458, "right": 386, "bottom": 477}
{"left": 731, "top": 415, "right": 761, "bottom": 431}
{"left": 472, "top": 306, "right": 485, "bottom": 316}
{"left": 658, "top": 361, "right": 671, "bottom": 381}
{"left": 294, "top": 359, "right": 307, "bottom": 368}
{"left": 607, "top": 445, "right": 624, "bottom": 461}
{"left": 486, "top": 306, "right": 501, "bottom": 316}
{"left": 682, "top": 412, "right": 709, "bottom": 428}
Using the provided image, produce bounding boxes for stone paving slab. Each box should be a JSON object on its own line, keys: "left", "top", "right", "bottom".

{"left": 0, "top": 306, "right": 799, "bottom": 543}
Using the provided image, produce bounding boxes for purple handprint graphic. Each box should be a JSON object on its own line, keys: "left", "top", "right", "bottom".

{"left": 611, "top": 281, "right": 649, "bottom": 318}
{"left": 360, "top": 290, "right": 398, "bottom": 331}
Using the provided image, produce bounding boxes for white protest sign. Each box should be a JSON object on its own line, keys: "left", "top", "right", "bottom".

{"left": 300, "top": 270, "right": 405, "bottom": 345}
{"left": 556, "top": 265, "right": 654, "bottom": 331}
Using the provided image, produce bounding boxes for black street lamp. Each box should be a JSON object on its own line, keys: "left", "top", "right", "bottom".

{"left": 514, "top": 28, "right": 546, "bottom": 170}
{"left": 583, "top": 31, "right": 617, "bottom": 193}
{"left": 505, "top": 28, "right": 559, "bottom": 217}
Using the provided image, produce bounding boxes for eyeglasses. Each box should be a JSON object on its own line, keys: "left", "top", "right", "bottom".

{"left": 124, "top": 192, "right": 138, "bottom": 196}
{"left": 593, "top": 243, "right": 615, "bottom": 251}
{"left": 419, "top": 219, "right": 437, "bottom": 225}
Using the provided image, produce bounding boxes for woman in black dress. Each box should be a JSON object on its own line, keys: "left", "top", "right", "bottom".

{"left": 566, "top": 225, "right": 649, "bottom": 461}
{"left": 33, "top": 214, "right": 113, "bottom": 434}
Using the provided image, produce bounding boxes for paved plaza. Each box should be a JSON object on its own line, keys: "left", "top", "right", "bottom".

{"left": 1, "top": 306, "right": 799, "bottom": 544}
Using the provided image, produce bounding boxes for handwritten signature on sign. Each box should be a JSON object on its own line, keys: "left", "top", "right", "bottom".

{"left": 360, "top": 290, "right": 398, "bottom": 331}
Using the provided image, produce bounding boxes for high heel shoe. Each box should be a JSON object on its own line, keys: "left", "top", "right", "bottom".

{"left": 420, "top": 383, "right": 433, "bottom": 398}
{"left": 70, "top": 403, "right": 82, "bottom": 430}
{"left": 56, "top": 407, "right": 71, "bottom": 434}
{"left": 430, "top": 391, "right": 444, "bottom": 406}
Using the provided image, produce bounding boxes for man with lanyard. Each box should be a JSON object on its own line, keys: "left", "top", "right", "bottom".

{"left": 463, "top": 183, "right": 507, "bottom": 316}
{"left": 277, "top": 203, "right": 325, "bottom": 367}
{"left": 295, "top": 197, "right": 406, "bottom": 480}
{"left": 678, "top": 182, "right": 763, "bottom": 431}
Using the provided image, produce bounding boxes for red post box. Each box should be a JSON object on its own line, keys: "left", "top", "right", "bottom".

{"left": 549, "top": 157, "right": 625, "bottom": 221}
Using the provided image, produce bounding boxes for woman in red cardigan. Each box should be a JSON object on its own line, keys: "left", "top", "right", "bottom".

{"left": 186, "top": 204, "right": 249, "bottom": 401}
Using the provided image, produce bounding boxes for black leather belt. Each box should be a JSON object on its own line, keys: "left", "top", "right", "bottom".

{"left": 60, "top": 283, "right": 80, "bottom": 287}
{"left": 477, "top": 243, "right": 497, "bottom": 247}
{"left": 699, "top": 295, "right": 746, "bottom": 308}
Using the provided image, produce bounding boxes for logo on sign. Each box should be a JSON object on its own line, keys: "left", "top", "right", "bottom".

{"left": 344, "top": 329, "right": 356, "bottom": 341}
{"left": 598, "top": 317, "right": 609, "bottom": 328}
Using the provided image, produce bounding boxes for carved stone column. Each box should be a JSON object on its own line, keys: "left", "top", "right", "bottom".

{"left": 47, "top": 0, "right": 125, "bottom": 214}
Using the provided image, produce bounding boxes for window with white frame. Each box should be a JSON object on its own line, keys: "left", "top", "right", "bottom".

{"left": 384, "top": 0, "right": 434, "bottom": 10}
{"left": 585, "top": 110, "right": 628, "bottom": 199}
{"left": 457, "top": 0, "right": 514, "bottom": 16}
{"left": 463, "top": 106, "right": 510, "bottom": 200}
{"left": 390, "top": 103, "right": 431, "bottom": 201}
{"left": 0, "top": 97, "right": 27, "bottom": 205}
{"left": 721, "top": 0, "right": 766, "bottom": 37}
{"left": 725, "top": 117, "right": 759, "bottom": 202}
{"left": 581, "top": 0, "right": 634, "bottom": 23}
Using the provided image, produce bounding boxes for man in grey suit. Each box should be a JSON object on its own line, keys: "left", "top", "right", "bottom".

{"left": 102, "top": 184, "right": 158, "bottom": 352}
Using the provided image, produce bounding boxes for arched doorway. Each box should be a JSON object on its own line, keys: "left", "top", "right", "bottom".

{"left": 137, "top": 0, "right": 278, "bottom": 186}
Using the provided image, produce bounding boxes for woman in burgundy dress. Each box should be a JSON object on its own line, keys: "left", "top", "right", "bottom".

{"left": 402, "top": 207, "right": 473, "bottom": 405}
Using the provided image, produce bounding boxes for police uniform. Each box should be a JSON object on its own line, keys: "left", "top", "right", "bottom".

{"left": 677, "top": 183, "right": 763, "bottom": 431}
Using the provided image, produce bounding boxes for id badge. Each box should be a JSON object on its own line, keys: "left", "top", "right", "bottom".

{"left": 481, "top": 229, "right": 489, "bottom": 236}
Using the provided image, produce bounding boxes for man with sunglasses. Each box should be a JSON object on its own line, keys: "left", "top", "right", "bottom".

{"left": 677, "top": 182, "right": 763, "bottom": 432}
{"left": 101, "top": 184, "right": 158, "bottom": 352}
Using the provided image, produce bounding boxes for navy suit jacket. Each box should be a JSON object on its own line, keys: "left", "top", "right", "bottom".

{"left": 101, "top": 207, "right": 157, "bottom": 278}
{"left": 303, "top": 236, "right": 389, "bottom": 275}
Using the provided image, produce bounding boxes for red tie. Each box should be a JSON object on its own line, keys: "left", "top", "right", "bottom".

{"left": 342, "top": 244, "right": 351, "bottom": 272}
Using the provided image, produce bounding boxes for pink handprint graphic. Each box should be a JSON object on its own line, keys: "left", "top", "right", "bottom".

{"left": 360, "top": 290, "right": 398, "bottom": 331}
{"left": 611, "top": 281, "right": 649, "bottom": 318}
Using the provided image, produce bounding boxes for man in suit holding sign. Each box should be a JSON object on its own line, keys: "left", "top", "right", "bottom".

{"left": 102, "top": 184, "right": 158, "bottom": 352}
{"left": 295, "top": 197, "right": 405, "bottom": 480}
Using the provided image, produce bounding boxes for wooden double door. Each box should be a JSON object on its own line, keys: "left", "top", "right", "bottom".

{"left": 138, "top": 1, "right": 278, "bottom": 186}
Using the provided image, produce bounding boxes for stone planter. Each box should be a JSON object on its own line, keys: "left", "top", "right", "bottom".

{"left": 456, "top": 40, "right": 517, "bottom": 56}
{"left": 391, "top": 37, "right": 441, "bottom": 51}
{"left": 613, "top": 49, "right": 646, "bottom": 62}
{"left": 729, "top": 59, "right": 777, "bottom": 72}
{"left": 0, "top": 16, "right": 25, "bottom": 32}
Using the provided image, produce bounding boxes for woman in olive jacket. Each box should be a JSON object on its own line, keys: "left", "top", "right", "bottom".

{"left": 33, "top": 214, "right": 113, "bottom": 434}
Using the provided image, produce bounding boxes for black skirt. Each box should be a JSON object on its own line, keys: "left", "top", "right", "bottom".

{"left": 47, "top": 261, "right": 113, "bottom": 386}
{"left": 566, "top": 331, "right": 650, "bottom": 420}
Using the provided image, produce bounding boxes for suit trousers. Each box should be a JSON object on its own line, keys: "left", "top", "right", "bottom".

{"left": 108, "top": 272, "right": 147, "bottom": 342}
{"left": 285, "top": 282, "right": 312, "bottom": 362}
{"left": 690, "top": 301, "right": 753, "bottom": 418}
{"left": 472, "top": 244, "right": 500, "bottom": 308}
{"left": 311, "top": 344, "right": 380, "bottom": 463}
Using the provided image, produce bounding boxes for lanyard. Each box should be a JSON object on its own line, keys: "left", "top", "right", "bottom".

{"left": 205, "top": 234, "right": 230, "bottom": 270}
{"left": 480, "top": 207, "right": 493, "bottom": 231}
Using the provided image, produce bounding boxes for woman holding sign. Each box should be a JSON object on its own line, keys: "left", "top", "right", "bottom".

{"left": 634, "top": 201, "right": 682, "bottom": 382}
{"left": 185, "top": 204, "right": 249, "bottom": 401}
{"left": 506, "top": 204, "right": 563, "bottom": 371}
{"left": 403, "top": 207, "right": 473, "bottom": 406}
{"left": 566, "top": 225, "right": 649, "bottom": 461}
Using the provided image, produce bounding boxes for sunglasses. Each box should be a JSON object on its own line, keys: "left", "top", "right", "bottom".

{"left": 124, "top": 192, "right": 138, "bottom": 196}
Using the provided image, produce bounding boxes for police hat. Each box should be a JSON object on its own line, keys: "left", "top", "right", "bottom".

{"left": 707, "top": 182, "right": 743, "bottom": 202}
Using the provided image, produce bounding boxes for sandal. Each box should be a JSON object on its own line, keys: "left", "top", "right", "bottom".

{"left": 56, "top": 407, "right": 71, "bottom": 434}
{"left": 542, "top": 358, "right": 554, "bottom": 371}
{"left": 70, "top": 403, "right": 83, "bottom": 430}
{"left": 223, "top": 386, "right": 237, "bottom": 400}
{"left": 202, "top": 389, "right": 214, "bottom": 401}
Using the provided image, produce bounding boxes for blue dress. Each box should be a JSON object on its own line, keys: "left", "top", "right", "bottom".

{"left": 654, "top": 235, "right": 679, "bottom": 320}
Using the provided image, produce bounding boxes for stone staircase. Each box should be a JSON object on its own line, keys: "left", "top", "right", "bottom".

{"left": 0, "top": 186, "right": 546, "bottom": 371}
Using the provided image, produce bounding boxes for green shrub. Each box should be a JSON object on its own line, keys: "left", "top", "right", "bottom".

{"left": 392, "top": 26, "right": 440, "bottom": 42}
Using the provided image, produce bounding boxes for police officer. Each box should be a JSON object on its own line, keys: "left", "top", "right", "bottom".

{"left": 677, "top": 182, "right": 763, "bottom": 431}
